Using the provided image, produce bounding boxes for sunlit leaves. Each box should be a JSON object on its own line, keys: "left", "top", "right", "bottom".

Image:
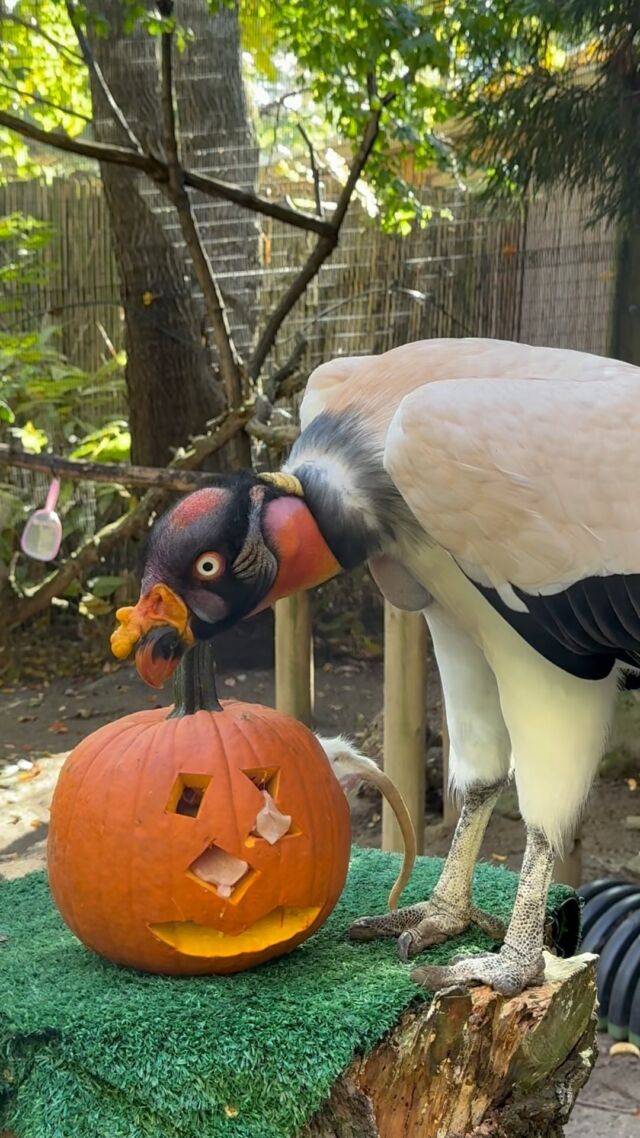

{"left": 0, "top": 0, "right": 91, "bottom": 179}
{"left": 70, "top": 420, "right": 131, "bottom": 462}
{"left": 10, "top": 419, "right": 48, "bottom": 453}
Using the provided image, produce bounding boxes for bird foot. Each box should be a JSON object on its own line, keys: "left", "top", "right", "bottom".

{"left": 410, "top": 943, "right": 546, "bottom": 997}
{"left": 349, "top": 897, "right": 506, "bottom": 960}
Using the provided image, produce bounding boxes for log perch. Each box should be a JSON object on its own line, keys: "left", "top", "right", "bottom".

{"left": 302, "top": 952, "right": 598, "bottom": 1138}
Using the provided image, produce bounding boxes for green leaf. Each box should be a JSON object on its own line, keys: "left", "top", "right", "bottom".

{"left": 0, "top": 399, "right": 14, "bottom": 424}
{"left": 86, "top": 575, "right": 127, "bottom": 598}
{"left": 79, "top": 594, "right": 115, "bottom": 618}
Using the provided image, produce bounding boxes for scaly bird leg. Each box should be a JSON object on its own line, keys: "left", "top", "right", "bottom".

{"left": 350, "top": 779, "right": 507, "bottom": 954}
{"left": 412, "top": 826, "right": 554, "bottom": 996}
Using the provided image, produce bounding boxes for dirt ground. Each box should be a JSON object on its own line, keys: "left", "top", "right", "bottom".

{"left": 1, "top": 652, "right": 640, "bottom": 1134}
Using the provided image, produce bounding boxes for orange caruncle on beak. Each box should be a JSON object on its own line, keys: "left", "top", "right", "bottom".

{"left": 110, "top": 584, "right": 195, "bottom": 661}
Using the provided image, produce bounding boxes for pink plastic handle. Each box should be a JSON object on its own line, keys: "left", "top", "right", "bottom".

{"left": 44, "top": 478, "right": 61, "bottom": 513}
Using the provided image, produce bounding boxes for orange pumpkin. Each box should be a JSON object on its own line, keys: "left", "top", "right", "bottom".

{"left": 47, "top": 642, "right": 351, "bottom": 975}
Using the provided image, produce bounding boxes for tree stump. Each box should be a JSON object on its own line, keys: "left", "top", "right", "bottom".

{"left": 302, "top": 952, "right": 598, "bottom": 1138}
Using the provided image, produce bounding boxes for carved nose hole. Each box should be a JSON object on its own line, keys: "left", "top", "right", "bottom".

{"left": 188, "top": 842, "right": 259, "bottom": 904}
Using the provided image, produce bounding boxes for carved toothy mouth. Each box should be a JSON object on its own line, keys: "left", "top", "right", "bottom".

{"left": 148, "top": 907, "right": 322, "bottom": 957}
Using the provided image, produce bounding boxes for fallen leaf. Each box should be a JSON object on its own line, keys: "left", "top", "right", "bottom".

{"left": 17, "top": 715, "right": 37, "bottom": 723}
{"left": 491, "top": 853, "right": 507, "bottom": 862}
{"left": 224, "top": 1106, "right": 239, "bottom": 1118}
{"left": 18, "top": 764, "right": 41, "bottom": 782}
{"left": 30, "top": 819, "right": 43, "bottom": 829}
{"left": 48, "top": 720, "right": 68, "bottom": 734}
{"left": 628, "top": 778, "right": 638, "bottom": 792}
{"left": 610, "top": 1041, "right": 640, "bottom": 1058}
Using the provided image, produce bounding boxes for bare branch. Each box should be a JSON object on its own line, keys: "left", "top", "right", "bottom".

{"left": 331, "top": 94, "right": 394, "bottom": 230}
{"left": 0, "top": 108, "right": 162, "bottom": 174}
{"left": 159, "top": 21, "right": 180, "bottom": 175}
{"left": 0, "top": 109, "right": 334, "bottom": 237}
{"left": 249, "top": 96, "right": 392, "bottom": 378}
{"left": 0, "top": 80, "right": 92, "bottom": 123}
{"left": 183, "top": 169, "right": 334, "bottom": 236}
{"left": 249, "top": 233, "right": 335, "bottom": 380}
{"left": 297, "top": 123, "right": 323, "bottom": 216}
{"left": 158, "top": 21, "right": 246, "bottom": 430}
{"left": 245, "top": 418, "right": 299, "bottom": 447}
{"left": 65, "top": 0, "right": 144, "bottom": 153}
{"left": 170, "top": 402, "right": 255, "bottom": 469}
{"left": 265, "top": 334, "right": 308, "bottom": 400}
{"left": 0, "top": 445, "right": 217, "bottom": 492}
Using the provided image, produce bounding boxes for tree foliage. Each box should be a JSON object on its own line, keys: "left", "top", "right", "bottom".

{"left": 0, "top": 0, "right": 90, "bottom": 176}
{"left": 456, "top": 0, "right": 640, "bottom": 226}
{"left": 3, "top": 0, "right": 638, "bottom": 226}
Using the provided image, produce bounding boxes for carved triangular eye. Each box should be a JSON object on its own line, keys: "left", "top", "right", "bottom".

{"left": 242, "top": 767, "right": 280, "bottom": 797}
{"left": 165, "top": 773, "right": 211, "bottom": 817}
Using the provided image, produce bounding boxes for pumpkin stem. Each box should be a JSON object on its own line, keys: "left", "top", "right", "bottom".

{"left": 169, "top": 641, "right": 223, "bottom": 717}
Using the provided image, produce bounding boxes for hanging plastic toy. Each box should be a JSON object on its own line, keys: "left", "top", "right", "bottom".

{"left": 20, "top": 477, "right": 62, "bottom": 562}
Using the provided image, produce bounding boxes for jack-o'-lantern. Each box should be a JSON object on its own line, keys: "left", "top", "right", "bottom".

{"left": 47, "top": 642, "right": 351, "bottom": 975}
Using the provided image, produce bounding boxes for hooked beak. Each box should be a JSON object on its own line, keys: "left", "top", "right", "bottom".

{"left": 110, "top": 584, "right": 194, "bottom": 689}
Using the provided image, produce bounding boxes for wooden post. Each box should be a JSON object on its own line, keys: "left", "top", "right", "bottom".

{"left": 382, "top": 603, "right": 427, "bottom": 856}
{"left": 275, "top": 594, "right": 314, "bottom": 726}
{"left": 440, "top": 710, "right": 461, "bottom": 827}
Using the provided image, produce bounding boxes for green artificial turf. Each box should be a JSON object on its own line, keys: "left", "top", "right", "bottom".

{"left": 0, "top": 848, "right": 579, "bottom": 1138}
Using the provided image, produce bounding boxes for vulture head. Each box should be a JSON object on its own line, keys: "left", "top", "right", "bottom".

{"left": 111, "top": 472, "right": 341, "bottom": 688}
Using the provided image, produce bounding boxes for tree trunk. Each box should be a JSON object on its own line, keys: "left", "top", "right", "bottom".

{"left": 302, "top": 953, "right": 598, "bottom": 1138}
{"left": 86, "top": 0, "right": 258, "bottom": 468}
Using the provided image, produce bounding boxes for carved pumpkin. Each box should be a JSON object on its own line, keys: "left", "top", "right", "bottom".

{"left": 47, "top": 642, "right": 351, "bottom": 976}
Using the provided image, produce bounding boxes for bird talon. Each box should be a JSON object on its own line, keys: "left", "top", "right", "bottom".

{"left": 410, "top": 947, "right": 545, "bottom": 996}
{"left": 397, "top": 930, "right": 415, "bottom": 961}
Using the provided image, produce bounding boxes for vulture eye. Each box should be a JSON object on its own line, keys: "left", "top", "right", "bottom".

{"left": 193, "top": 552, "right": 224, "bottom": 581}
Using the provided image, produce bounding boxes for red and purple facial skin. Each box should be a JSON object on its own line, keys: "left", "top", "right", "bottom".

{"left": 110, "top": 475, "right": 341, "bottom": 688}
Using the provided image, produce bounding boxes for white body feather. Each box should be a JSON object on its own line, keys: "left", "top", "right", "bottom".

{"left": 292, "top": 338, "right": 638, "bottom": 851}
